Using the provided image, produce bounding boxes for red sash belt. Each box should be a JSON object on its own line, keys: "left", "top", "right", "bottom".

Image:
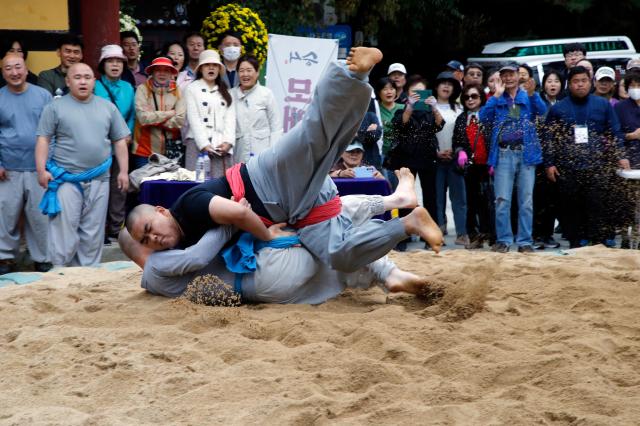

{"left": 225, "top": 163, "right": 342, "bottom": 228}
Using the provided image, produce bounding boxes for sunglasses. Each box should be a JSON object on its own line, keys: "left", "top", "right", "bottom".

{"left": 462, "top": 94, "right": 480, "bottom": 101}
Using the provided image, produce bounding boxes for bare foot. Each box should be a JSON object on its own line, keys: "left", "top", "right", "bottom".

{"left": 388, "top": 168, "right": 418, "bottom": 209}
{"left": 385, "top": 268, "right": 445, "bottom": 301}
{"left": 346, "top": 47, "right": 383, "bottom": 73}
{"left": 402, "top": 207, "right": 444, "bottom": 253}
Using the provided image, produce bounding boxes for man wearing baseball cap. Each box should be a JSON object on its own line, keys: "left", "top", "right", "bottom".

{"left": 479, "top": 61, "right": 547, "bottom": 253}
{"left": 446, "top": 60, "right": 464, "bottom": 82}
{"left": 593, "top": 66, "right": 617, "bottom": 106}
{"left": 387, "top": 62, "right": 408, "bottom": 104}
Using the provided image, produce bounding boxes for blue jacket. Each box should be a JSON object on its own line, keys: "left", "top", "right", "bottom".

{"left": 94, "top": 76, "right": 136, "bottom": 133}
{"left": 479, "top": 88, "right": 547, "bottom": 167}
{"left": 543, "top": 94, "right": 625, "bottom": 171}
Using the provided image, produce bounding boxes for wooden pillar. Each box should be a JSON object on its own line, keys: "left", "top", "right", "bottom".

{"left": 80, "top": 0, "right": 120, "bottom": 70}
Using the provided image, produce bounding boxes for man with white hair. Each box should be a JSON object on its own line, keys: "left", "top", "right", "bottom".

{"left": 0, "top": 54, "right": 52, "bottom": 274}
{"left": 35, "top": 63, "right": 131, "bottom": 266}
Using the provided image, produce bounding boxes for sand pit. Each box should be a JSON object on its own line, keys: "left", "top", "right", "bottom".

{"left": 1, "top": 246, "right": 639, "bottom": 424}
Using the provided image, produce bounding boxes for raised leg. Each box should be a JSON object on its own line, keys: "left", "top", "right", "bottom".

{"left": 248, "top": 48, "right": 382, "bottom": 224}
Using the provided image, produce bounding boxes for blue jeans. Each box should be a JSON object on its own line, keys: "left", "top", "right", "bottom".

{"left": 435, "top": 161, "right": 467, "bottom": 235}
{"left": 493, "top": 147, "right": 536, "bottom": 246}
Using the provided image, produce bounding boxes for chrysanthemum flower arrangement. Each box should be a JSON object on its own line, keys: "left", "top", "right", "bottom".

{"left": 201, "top": 3, "right": 269, "bottom": 66}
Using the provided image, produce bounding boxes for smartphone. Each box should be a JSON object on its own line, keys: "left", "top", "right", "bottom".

{"left": 354, "top": 166, "right": 376, "bottom": 178}
{"left": 414, "top": 89, "right": 432, "bottom": 111}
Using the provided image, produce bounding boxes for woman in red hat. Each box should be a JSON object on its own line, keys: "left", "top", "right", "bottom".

{"left": 131, "top": 57, "right": 186, "bottom": 168}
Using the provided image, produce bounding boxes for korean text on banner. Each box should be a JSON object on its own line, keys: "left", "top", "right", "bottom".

{"left": 266, "top": 34, "right": 339, "bottom": 133}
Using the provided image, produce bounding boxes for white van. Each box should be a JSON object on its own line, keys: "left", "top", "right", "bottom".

{"left": 467, "top": 36, "right": 640, "bottom": 83}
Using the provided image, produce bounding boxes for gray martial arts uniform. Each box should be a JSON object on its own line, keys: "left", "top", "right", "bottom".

{"left": 142, "top": 195, "right": 396, "bottom": 304}
{"left": 0, "top": 84, "right": 52, "bottom": 263}
{"left": 36, "top": 94, "right": 130, "bottom": 266}
{"left": 246, "top": 62, "right": 407, "bottom": 273}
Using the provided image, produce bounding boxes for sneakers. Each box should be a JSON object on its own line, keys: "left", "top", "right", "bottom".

{"left": 517, "top": 245, "right": 534, "bottom": 253}
{"left": 34, "top": 262, "right": 53, "bottom": 272}
{"left": 455, "top": 234, "right": 470, "bottom": 246}
{"left": 465, "top": 236, "right": 484, "bottom": 250}
{"left": 0, "top": 259, "right": 17, "bottom": 275}
{"left": 533, "top": 238, "right": 545, "bottom": 250}
{"left": 543, "top": 237, "right": 560, "bottom": 249}
{"left": 491, "top": 243, "right": 510, "bottom": 253}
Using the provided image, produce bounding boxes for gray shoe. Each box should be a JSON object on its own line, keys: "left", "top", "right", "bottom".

{"left": 455, "top": 234, "right": 470, "bottom": 246}
{"left": 491, "top": 243, "right": 510, "bottom": 253}
{"left": 518, "top": 245, "right": 534, "bottom": 253}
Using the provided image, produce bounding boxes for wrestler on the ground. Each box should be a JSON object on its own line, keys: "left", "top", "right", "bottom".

{"left": 126, "top": 48, "right": 443, "bottom": 274}
{"left": 120, "top": 190, "right": 437, "bottom": 303}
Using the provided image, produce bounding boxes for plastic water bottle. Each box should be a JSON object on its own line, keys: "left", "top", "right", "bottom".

{"left": 203, "top": 154, "right": 211, "bottom": 180}
{"left": 196, "top": 152, "right": 208, "bottom": 182}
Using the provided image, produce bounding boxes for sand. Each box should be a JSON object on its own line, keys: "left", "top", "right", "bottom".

{"left": 1, "top": 246, "right": 639, "bottom": 425}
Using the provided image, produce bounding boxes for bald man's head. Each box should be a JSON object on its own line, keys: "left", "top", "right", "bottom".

{"left": 65, "top": 62, "right": 95, "bottom": 100}
{"left": 2, "top": 54, "right": 28, "bottom": 92}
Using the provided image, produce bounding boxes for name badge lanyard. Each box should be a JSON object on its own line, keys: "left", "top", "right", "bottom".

{"left": 570, "top": 102, "right": 590, "bottom": 145}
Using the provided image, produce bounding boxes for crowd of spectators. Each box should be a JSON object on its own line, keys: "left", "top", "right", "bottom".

{"left": 376, "top": 42, "right": 640, "bottom": 253}
{"left": 1, "top": 35, "right": 639, "bottom": 274}
{"left": 0, "top": 31, "right": 281, "bottom": 274}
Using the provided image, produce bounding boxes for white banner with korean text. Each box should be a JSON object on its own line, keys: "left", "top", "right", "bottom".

{"left": 266, "top": 34, "right": 339, "bottom": 133}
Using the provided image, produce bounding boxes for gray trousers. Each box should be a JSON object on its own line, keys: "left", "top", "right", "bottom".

{"left": 247, "top": 62, "right": 407, "bottom": 272}
{"left": 249, "top": 194, "right": 396, "bottom": 303}
{"left": 48, "top": 180, "right": 109, "bottom": 266}
{"left": 106, "top": 157, "right": 126, "bottom": 236}
{"left": 0, "top": 171, "right": 48, "bottom": 262}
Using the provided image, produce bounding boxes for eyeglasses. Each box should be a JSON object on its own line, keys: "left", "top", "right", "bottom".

{"left": 462, "top": 94, "right": 481, "bottom": 101}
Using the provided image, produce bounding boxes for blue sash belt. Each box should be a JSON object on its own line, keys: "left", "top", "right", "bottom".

{"left": 39, "top": 158, "right": 112, "bottom": 217}
{"left": 221, "top": 232, "right": 301, "bottom": 294}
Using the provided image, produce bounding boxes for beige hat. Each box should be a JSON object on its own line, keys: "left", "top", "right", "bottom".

{"left": 99, "top": 44, "right": 126, "bottom": 64}
{"left": 627, "top": 58, "right": 640, "bottom": 71}
{"left": 196, "top": 50, "right": 226, "bottom": 73}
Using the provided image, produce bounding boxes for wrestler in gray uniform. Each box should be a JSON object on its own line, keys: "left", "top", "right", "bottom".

{"left": 140, "top": 195, "right": 397, "bottom": 303}
{"left": 246, "top": 61, "right": 406, "bottom": 272}
{"left": 129, "top": 49, "right": 439, "bottom": 275}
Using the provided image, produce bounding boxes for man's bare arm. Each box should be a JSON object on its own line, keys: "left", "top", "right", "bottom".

{"left": 209, "top": 196, "right": 275, "bottom": 241}
{"left": 35, "top": 136, "right": 52, "bottom": 188}
{"left": 112, "top": 137, "right": 129, "bottom": 192}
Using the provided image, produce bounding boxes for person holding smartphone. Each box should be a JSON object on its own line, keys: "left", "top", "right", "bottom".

{"left": 388, "top": 75, "right": 444, "bottom": 250}
{"left": 329, "top": 142, "right": 384, "bottom": 179}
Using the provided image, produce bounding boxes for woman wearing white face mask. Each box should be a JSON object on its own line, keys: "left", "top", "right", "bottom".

{"left": 218, "top": 31, "right": 243, "bottom": 88}
{"left": 184, "top": 50, "right": 236, "bottom": 178}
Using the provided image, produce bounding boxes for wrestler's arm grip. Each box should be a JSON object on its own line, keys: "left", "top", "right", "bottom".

{"left": 209, "top": 196, "right": 273, "bottom": 241}
{"left": 149, "top": 227, "right": 235, "bottom": 277}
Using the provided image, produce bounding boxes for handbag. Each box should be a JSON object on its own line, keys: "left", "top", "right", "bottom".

{"left": 455, "top": 114, "right": 482, "bottom": 175}
{"left": 151, "top": 90, "right": 185, "bottom": 167}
